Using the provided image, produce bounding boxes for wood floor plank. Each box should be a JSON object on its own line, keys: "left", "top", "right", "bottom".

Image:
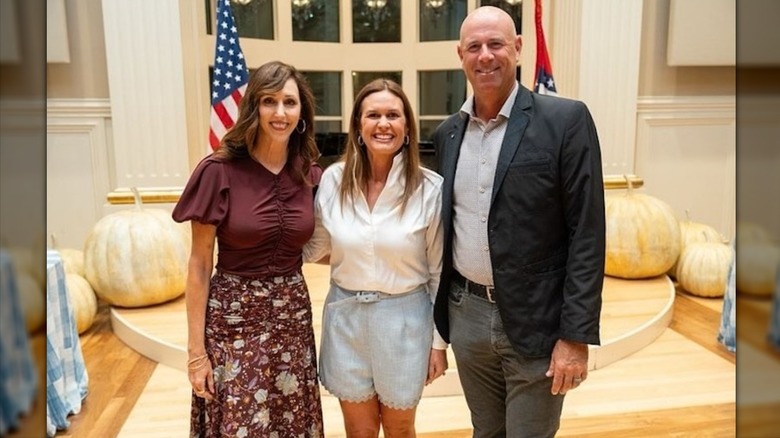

{"left": 117, "top": 365, "right": 190, "bottom": 437}
{"left": 57, "top": 302, "right": 157, "bottom": 438}
{"left": 24, "top": 274, "right": 744, "bottom": 437}
{"left": 557, "top": 404, "right": 735, "bottom": 437}
{"left": 669, "top": 288, "right": 736, "bottom": 364}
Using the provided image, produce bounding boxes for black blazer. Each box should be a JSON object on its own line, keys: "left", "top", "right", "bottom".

{"left": 432, "top": 85, "right": 606, "bottom": 357}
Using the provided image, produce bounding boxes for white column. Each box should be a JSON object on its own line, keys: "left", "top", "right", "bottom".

{"left": 101, "top": 0, "right": 190, "bottom": 192}
{"left": 551, "top": 0, "right": 643, "bottom": 176}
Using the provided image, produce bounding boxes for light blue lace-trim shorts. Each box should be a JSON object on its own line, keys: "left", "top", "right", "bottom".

{"left": 319, "top": 282, "right": 433, "bottom": 410}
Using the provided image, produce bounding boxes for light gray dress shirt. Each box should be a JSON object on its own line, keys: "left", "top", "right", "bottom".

{"left": 452, "top": 82, "right": 519, "bottom": 286}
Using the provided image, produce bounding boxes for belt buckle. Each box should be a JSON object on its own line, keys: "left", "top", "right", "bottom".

{"left": 356, "top": 291, "right": 380, "bottom": 303}
{"left": 484, "top": 286, "right": 495, "bottom": 303}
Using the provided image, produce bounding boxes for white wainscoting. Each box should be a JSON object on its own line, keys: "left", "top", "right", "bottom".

{"left": 635, "top": 96, "right": 736, "bottom": 240}
{"left": 47, "top": 99, "right": 113, "bottom": 249}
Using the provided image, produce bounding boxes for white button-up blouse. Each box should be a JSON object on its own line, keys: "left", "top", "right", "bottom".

{"left": 304, "top": 154, "right": 446, "bottom": 349}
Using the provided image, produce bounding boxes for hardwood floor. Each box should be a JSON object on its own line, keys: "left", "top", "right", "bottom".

{"left": 10, "top": 282, "right": 779, "bottom": 437}
{"left": 8, "top": 301, "right": 156, "bottom": 438}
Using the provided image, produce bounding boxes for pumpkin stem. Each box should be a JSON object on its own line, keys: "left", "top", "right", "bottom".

{"left": 685, "top": 209, "right": 691, "bottom": 222}
{"left": 51, "top": 233, "right": 58, "bottom": 249}
{"left": 130, "top": 187, "right": 143, "bottom": 211}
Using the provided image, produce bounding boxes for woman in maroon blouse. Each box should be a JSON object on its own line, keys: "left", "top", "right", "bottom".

{"left": 172, "top": 61, "right": 324, "bottom": 437}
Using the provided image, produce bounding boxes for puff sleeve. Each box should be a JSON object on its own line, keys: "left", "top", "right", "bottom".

{"left": 303, "top": 163, "right": 338, "bottom": 263}
{"left": 172, "top": 156, "right": 229, "bottom": 225}
{"left": 310, "top": 161, "right": 324, "bottom": 187}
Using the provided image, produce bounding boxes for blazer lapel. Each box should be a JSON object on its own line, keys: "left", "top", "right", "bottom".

{"left": 443, "top": 115, "right": 468, "bottom": 189}
{"left": 491, "top": 87, "right": 533, "bottom": 206}
{"left": 441, "top": 114, "right": 468, "bottom": 232}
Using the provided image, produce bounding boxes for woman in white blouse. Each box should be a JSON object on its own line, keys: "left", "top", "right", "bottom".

{"left": 305, "top": 79, "right": 447, "bottom": 437}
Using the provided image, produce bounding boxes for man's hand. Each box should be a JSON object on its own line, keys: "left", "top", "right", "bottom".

{"left": 545, "top": 339, "right": 588, "bottom": 395}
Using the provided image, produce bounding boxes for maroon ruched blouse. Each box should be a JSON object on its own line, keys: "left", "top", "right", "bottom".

{"left": 172, "top": 154, "right": 322, "bottom": 277}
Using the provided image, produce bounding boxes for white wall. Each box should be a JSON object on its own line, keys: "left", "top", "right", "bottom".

{"left": 46, "top": 0, "right": 737, "bottom": 248}
{"left": 634, "top": 96, "right": 736, "bottom": 239}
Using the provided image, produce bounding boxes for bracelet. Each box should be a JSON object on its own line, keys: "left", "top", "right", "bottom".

{"left": 187, "top": 354, "right": 208, "bottom": 365}
{"left": 188, "top": 360, "right": 209, "bottom": 372}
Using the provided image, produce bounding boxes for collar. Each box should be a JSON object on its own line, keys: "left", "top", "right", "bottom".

{"left": 386, "top": 152, "right": 406, "bottom": 190}
{"left": 459, "top": 80, "right": 520, "bottom": 122}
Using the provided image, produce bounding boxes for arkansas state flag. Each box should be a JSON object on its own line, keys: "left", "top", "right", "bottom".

{"left": 533, "top": 0, "right": 557, "bottom": 96}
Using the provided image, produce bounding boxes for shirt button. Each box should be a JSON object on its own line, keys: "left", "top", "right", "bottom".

{"left": 481, "top": 159, "right": 486, "bottom": 164}
{"left": 479, "top": 187, "right": 485, "bottom": 193}
{"left": 481, "top": 217, "right": 487, "bottom": 223}
{"left": 483, "top": 246, "right": 489, "bottom": 252}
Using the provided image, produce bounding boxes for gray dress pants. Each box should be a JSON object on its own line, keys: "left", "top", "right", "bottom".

{"left": 448, "top": 280, "right": 564, "bottom": 438}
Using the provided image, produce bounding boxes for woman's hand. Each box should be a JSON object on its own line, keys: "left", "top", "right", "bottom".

{"left": 425, "top": 348, "right": 448, "bottom": 385}
{"left": 188, "top": 354, "right": 215, "bottom": 401}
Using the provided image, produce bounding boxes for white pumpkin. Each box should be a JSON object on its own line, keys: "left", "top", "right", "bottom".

{"left": 605, "top": 177, "right": 681, "bottom": 279}
{"left": 60, "top": 248, "right": 85, "bottom": 276}
{"left": 677, "top": 242, "right": 733, "bottom": 298}
{"left": 736, "top": 241, "right": 780, "bottom": 297}
{"left": 65, "top": 273, "right": 98, "bottom": 334}
{"left": 668, "top": 214, "right": 725, "bottom": 279}
{"left": 84, "top": 188, "right": 191, "bottom": 307}
{"left": 51, "top": 234, "right": 86, "bottom": 276}
{"left": 17, "top": 271, "right": 45, "bottom": 333}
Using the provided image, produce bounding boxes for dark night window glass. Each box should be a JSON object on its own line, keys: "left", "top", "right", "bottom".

{"left": 206, "top": 0, "right": 274, "bottom": 40}
{"left": 315, "top": 121, "right": 343, "bottom": 135}
{"left": 352, "top": 0, "right": 401, "bottom": 43}
{"left": 419, "top": 0, "right": 467, "bottom": 42}
{"left": 418, "top": 70, "right": 466, "bottom": 115}
{"left": 418, "top": 69, "right": 466, "bottom": 142}
{"left": 301, "top": 71, "right": 342, "bottom": 117}
{"left": 419, "top": 119, "right": 444, "bottom": 142}
{"left": 479, "top": 0, "right": 522, "bottom": 34}
{"left": 292, "top": 0, "right": 340, "bottom": 42}
{"left": 302, "top": 71, "right": 343, "bottom": 161}
{"left": 352, "top": 71, "right": 403, "bottom": 98}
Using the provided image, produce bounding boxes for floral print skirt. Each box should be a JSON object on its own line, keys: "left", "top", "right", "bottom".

{"left": 191, "top": 269, "right": 324, "bottom": 438}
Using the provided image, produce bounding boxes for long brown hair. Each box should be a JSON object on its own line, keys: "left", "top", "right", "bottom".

{"left": 339, "top": 78, "right": 422, "bottom": 214}
{"left": 213, "top": 61, "right": 319, "bottom": 185}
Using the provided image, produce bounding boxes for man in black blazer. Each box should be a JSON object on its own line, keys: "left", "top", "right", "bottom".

{"left": 432, "top": 6, "right": 605, "bottom": 437}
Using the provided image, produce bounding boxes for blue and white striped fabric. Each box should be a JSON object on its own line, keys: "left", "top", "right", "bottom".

{"left": 46, "top": 250, "right": 88, "bottom": 436}
{"left": 0, "top": 249, "right": 38, "bottom": 435}
{"left": 770, "top": 261, "right": 780, "bottom": 350}
{"left": 717, "top": 246, "right": 736, "bottom": 353}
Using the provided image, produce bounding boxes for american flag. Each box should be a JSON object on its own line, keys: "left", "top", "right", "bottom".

{"left": 209, "top": 0, "right": 249, "bottom": 151}
{"left": 533, "top": 0, "right": 557, "bottom": 96}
